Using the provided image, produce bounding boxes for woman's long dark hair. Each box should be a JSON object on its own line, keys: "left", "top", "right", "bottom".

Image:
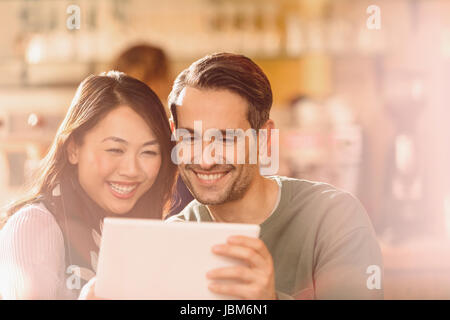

{"left": 5, "top": 71, "right": 177, "bottom": 220}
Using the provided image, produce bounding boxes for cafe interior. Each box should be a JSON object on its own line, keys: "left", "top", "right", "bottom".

{"left": 0, "top": 0, "right": 450, "bottom": 299}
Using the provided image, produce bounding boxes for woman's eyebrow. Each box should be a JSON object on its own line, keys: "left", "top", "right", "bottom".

{"left": 142, "top": 140, "right": 159, "bottom": 147}
{"left": 102, "top": 136, "right": 127, "bottom": 144}
{"left": 102, "top": 136, "right": 158, "bottom": 146}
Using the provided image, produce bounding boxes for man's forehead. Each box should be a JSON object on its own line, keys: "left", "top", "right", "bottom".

{"left": 175, "top": 86, "right": 248, "bottom": 109}
{"left": 175, "top": 86, "right": 250, "bottom": 129}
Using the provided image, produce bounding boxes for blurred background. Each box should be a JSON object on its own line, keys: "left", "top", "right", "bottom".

{"left": 0, "top": 0, "right": 450, "bottom": 299}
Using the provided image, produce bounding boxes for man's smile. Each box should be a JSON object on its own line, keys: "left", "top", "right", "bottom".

{"left": 190, "top": 169, "right": 232, "bottom": 186}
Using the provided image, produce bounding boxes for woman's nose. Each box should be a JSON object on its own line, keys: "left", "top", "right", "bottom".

{"left": 118, "top": 154, "right": 141, "bottom": 177}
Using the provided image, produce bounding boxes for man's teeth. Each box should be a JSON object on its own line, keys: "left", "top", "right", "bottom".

{"left": 109, "top": 183, "right": 137, "bottom": 194}
{"left": 196, "top": 173, "right": 225, "bottom": 180}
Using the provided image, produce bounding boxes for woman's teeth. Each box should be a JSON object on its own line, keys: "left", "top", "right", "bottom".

{"left": 196, "top": 173, "right": 226, "bottom": 181}
{"left": 109, "top": 183, "right": 137, "bottom": 194}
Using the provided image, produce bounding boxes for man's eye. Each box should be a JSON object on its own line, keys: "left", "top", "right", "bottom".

{"left": 106, "top": 148, "right": 124, "bottom": 154}
{"left": 183, "top": 136, "right": 200, "bottom": 143}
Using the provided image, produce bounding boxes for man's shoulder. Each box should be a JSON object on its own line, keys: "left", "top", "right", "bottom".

{"left": 165, "top": 200, "right": 210, "bottom": 223}
{"left": 274, "top": 176, "right": 373, "bottom": 231}
{"left": 274, "top": 175, "right": 352, "bottom": 208}
{"left": 275, "top": 175, "right": 342, "bottom": 193}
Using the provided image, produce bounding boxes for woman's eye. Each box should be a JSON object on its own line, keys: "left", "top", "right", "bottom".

{"left": 142, "top": 150, "right": 157, "bottom": 156}
{"left": 106, "top": 148, "right": 124, "bottom": 154}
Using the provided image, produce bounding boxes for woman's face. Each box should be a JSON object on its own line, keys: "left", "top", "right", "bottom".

{"left": 67, "top": 106, "right": 162, "bottom": 214}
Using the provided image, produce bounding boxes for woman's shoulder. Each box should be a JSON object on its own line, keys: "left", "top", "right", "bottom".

{"left": 0, "top": 203, "right": 71, "bottom": 299}
{"left": 1, "top": 202, "right": 63, "bottom": 245}
{"left": 5, "top": 202, "right": 56, "bottom": 224}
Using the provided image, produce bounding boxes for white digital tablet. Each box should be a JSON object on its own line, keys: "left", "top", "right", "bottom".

{"left": 95, "top": 217, "right": 260, "bottom": 300}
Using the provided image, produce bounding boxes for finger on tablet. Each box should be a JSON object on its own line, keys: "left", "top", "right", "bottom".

{"left": 208, "top": 282, "right": 259, "bottom": 300}
{"left": 206, "top": 265, "right": 254, "bottom": 283}
{"left": 212, "top": 244, "right": 266, "bottom": 268}
{"left": 227, "top": 236, "right": 271, "bottom": 258}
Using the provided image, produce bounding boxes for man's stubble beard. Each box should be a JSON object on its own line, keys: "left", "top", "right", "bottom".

{"left": 179, "top": 164, "right": 257, "bottom": 205}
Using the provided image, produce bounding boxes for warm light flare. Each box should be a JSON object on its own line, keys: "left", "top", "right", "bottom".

{"left": 26, "top": 36, "right": 45, "bottom": 64}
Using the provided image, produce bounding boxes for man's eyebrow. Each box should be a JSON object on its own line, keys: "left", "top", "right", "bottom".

{"left": 102, "top": 136, "right": 158, "bottom": 146}
{"left": 178, "top": 127, "right": 196, "bottom": 134}
{"left": 178, "top": 128, "right": 230, "bottom": 135}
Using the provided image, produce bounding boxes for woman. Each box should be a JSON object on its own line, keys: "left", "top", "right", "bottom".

{"left": 0, "top": 71, "right": 177, "bottom": 299}
{"left": 110, "top": 43, "right": 193, "bottom": 216}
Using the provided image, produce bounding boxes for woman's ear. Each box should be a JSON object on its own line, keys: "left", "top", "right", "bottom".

{"left": 66, "top": 138, "right": 79, "bottom": 165}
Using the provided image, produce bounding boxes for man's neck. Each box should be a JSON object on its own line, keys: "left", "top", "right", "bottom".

{"left": 207, "top": 175, "right": 279, "bottom": 225}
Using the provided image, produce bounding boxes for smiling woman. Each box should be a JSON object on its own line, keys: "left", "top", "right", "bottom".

{"left": 65, "top": 106, "right": 164, "bottom": 214}
{"left": 0, "top": 71, "right": 177, "bottom": 299}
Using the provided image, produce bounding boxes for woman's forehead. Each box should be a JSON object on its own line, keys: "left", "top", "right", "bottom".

{"left": 87, "top": 106, "right": 157, "bottom": 142}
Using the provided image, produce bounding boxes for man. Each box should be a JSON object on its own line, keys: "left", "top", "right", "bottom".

{"left": 166, "top": 52, "right": 383, "bottom": 300}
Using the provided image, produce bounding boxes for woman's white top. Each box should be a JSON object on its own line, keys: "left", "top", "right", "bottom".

{"left": 0, "top": 203, "right": 78, "bottom": 299}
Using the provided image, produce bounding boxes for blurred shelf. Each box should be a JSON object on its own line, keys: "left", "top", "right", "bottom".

{"left": 380, "top": 236, "right": 450, "bottom": 299}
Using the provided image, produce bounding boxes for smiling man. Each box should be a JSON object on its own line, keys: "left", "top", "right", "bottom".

{"left": 166, "top": 53, "right": 383, "bottom": 300}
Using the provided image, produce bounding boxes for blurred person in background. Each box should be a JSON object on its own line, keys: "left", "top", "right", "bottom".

{"left": 111, "top": 44, "right": 193, "bottom": 215}
{"left": 0, "top": 71, "right": 177, "bottom": 299}
{"left": 111, "top": 44, "right": 171, "bottom": 103}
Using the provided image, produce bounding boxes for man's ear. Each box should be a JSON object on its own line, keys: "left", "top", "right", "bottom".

{"left": 261, "top": 119, "right": 275, "bottom": 131}
{"left": 66, "top": 138, "right": 79, "bottom": 165}
{"left": 260, "top": 119, "right": 275, "bottom": 156}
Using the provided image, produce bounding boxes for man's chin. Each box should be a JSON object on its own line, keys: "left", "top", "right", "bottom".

{"left": 191, "top": 191, "right": 229, "bottom": 206}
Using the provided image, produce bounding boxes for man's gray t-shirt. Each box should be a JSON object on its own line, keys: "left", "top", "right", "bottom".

{"left": 167, "top": 176, "right": 384, "bottom": 299}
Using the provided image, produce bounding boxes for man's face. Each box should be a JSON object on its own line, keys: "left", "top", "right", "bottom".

{"left": 175, "top": 87, "right": 259, "bottom": 205}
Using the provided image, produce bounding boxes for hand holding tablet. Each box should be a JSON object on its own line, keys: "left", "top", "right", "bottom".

{"left": 206, "top": 235, "right": 277, "bottom": 300}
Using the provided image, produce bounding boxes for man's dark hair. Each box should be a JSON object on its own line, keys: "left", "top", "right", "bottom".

{"left": 168, "top": 52, "right": 273, "bottom": 129}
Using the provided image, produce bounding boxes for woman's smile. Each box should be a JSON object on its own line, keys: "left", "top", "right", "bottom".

{"left": 107, "top": 181, "right": 141, "bottom": 199}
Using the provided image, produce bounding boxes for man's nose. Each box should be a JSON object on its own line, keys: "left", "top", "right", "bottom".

{"left": 195, "top": 140, "right": 218, "bottom": 170}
